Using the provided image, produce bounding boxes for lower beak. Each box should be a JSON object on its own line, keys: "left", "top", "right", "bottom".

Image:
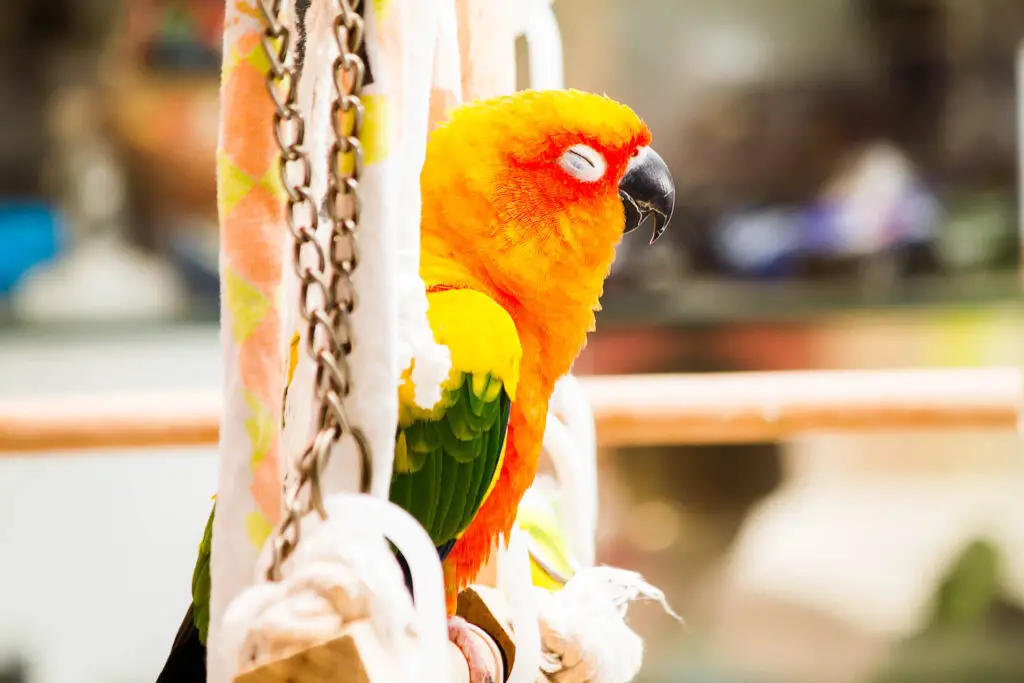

{"left": 619, "top": 146, "right": 675, "bottom": 244}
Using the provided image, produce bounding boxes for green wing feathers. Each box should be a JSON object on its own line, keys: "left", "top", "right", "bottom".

{"left": 390, "top": 374, "right": 511, "bottom": 547}
{"left": 191, "top": 504, "right": 215, "bottom": 644}
{"left": 186, "top": 379, "right": 509, "bottom": 648}
{"left": 389, "top": 288, "right": 520, "bottom": 549}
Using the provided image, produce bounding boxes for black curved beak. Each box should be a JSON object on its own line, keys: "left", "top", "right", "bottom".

{"left": 619, "top": 147, "right": 675, "bottom": 244}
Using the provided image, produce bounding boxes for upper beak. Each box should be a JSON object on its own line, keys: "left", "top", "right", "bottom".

{"left": 619, "top": 146, "right": 675, "bottom": 244}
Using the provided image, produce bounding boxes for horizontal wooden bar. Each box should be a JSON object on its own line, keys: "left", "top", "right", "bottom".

{"left": 586, "top": 367, "right": 1020, "bottom": 447}
{"left": 0, "top": 368, "right": 1018, "bottom": 454}
{"left": 0, "top": 392, "right": 222, "bottom": 454}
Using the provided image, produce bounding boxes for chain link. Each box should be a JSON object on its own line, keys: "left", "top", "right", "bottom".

{"left": 257, "top": 0, "right": 373, "bottom": 583}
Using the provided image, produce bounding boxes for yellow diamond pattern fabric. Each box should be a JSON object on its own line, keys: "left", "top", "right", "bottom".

{"left": 222, "top": 266, "right": 270, "bottom": 345}
{"left": 362, "top": 94, "right": 392, "bottom": 166}
{"left": 207, "top": 9, "right": 288, "bottom": 681}
{"left": 242, "top": 388, "right": 275, "bottom": 472}
{"left": 208, "top": 3, "right": 509, "bottom": 681}
{"left": 216, "top": 152, "right": 255, "bottom": 217}
{"left": 244, "top": 511, "right": 274, "bottom": 549}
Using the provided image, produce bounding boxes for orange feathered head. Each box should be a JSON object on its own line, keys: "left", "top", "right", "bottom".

{"left": 421, "top": 89, "right": 675, "bottom": 320}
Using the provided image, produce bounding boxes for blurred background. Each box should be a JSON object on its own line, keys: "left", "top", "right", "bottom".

{"left": 0, "top": 0, "right": 1022, "bottom": 682}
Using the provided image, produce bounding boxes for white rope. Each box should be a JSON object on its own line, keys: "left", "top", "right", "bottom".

{"left": 219, "top": 494, "right": 450, "bottom": 681}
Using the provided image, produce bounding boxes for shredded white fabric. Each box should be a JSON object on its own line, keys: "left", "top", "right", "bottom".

{"left": 219, "top": 494, "right": 450, "bottom": 682}
{"left": 400, "top": 272, "right": 452, "bottom": 410}
{"left": 394, "top": 0, "right": 454, "bottom": 411}
{"left": 534, "top": 567, "right": 682, "bottom": 683}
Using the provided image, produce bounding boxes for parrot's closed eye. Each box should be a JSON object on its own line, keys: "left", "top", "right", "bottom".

{"left": 559, "top": 144, "right": 606, "bottom": 183}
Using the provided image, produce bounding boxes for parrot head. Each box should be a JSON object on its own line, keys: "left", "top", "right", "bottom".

{"left": 421, "top": 89, "right": 675, "bottom": 321}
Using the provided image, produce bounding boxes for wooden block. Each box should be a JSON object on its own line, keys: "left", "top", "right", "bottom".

{"left": 456, "top": 586, "right": 516, "bottom": 677}
{"left": 232, "top": 619, "right": 498, "bottom": 683}
{"left": 234, "top": 620, "right": 400, "bottom": 683}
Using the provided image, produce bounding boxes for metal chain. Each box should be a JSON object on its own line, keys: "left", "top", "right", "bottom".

{"left": 256, "top": 0, "right": 372, "bottom": 583}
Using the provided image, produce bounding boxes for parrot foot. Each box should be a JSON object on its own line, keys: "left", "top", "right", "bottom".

{"left": 448, "top": 615, "right": 496, "bottom": 683}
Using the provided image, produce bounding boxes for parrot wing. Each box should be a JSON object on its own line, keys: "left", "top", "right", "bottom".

{"left": 389, "top": 377, "right": 512, "bottom": 553}
{"left": 389, "top": 288, "right": 521, "bottom": 554}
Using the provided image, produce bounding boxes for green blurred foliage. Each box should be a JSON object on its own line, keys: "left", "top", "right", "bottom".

{"left": 872, "top": 538, "right": 1024, "bottom": 683}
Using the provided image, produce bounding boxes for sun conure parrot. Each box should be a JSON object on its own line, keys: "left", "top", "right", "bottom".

{"left": 157, "top": 88, "right": 674, "bottom": 683}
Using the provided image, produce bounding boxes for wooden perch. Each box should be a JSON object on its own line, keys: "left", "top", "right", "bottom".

{"left": 588, "top": 366, "right": 1020, "bottom": 446}
{"left": 0, "top": 368, "right": 1018, "bottom": 454}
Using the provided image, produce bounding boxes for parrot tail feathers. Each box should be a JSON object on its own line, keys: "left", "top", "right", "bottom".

{"left": 156, "top": 603, "right": 207, "bottom": 683}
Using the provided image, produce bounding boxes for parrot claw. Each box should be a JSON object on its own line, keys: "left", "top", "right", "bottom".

{"left": 448, "top": 615, "right": 495, "bottom": 683}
